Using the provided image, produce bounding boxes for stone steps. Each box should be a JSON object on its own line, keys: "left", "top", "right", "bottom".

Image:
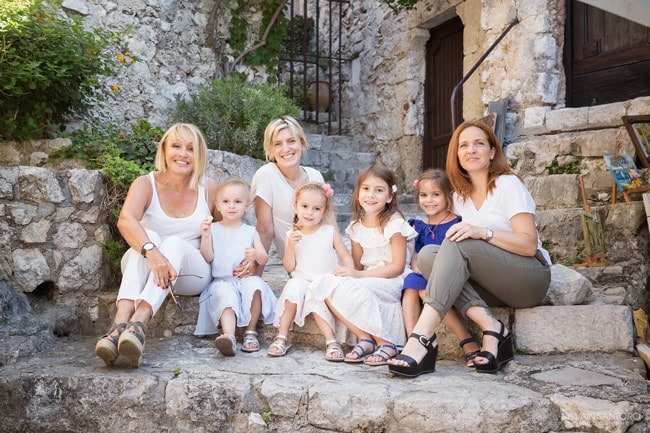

{"left": 0, "top": 334, "right": 646, "bottom": 433}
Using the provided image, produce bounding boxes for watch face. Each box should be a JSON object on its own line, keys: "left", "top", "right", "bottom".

{"left": 144, "top": 243, "right": 154, "bottom": 250}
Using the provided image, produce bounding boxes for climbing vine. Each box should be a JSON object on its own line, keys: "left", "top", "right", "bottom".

{"left": 227, "top": 0, "right": 289, "bottom": 80}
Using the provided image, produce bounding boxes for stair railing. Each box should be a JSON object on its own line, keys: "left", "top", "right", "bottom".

{"left": 450, "top": 18, "right": 519, "bottom": 129}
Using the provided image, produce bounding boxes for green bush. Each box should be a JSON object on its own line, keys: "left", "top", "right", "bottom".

{"left": 174, "top": 76, "right": 300, "bottom": 160}
{"left": 0, "top": 0, "right": 119, "bottom": 140}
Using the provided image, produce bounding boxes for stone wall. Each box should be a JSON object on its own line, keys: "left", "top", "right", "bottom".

{"left": 0, "top": 141, "right": 263, "bottom": 333}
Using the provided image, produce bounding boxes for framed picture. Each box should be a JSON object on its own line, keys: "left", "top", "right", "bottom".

{"left": 622, "top": 115, "right": 650, "bottom": 168}
{"left": 603, "top": 153, "right": 643, "bottom": 192}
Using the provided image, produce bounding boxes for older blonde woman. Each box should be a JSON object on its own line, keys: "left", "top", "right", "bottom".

{"left": 95, "top": 123, "right": 221, "bottom": 368}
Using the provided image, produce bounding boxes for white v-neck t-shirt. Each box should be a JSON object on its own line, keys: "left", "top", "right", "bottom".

{"left": 452, "top": 174, "right": 550, "bottom": 265}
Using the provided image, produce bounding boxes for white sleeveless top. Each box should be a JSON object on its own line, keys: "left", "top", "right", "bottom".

{"left": 140, "top": 172, "right": 211, "bottom": 249}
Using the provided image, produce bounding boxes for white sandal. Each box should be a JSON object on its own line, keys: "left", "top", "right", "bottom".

{"left": 267, "top": 334, "right": 291, "bottom": 357}
{"left": 241, "top": 330, "right": 260, "bottom": 353}
{"left": 325, "top": 339, "right": 344, "bottom": 362}
{"left": 214, "top": 334, "right": 237, "bottom": 357}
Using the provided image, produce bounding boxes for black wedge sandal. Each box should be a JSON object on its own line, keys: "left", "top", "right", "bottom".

{"left": 474, "top": 320, "right": 513, "bottom": 374}
{"left": 459, "top": 337, "right": 480, "bottom": 368}
{"left": 388, "top": 333, "right": 438, "bottom": 378}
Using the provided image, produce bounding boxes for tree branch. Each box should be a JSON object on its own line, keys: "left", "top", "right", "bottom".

{"left": 226, "top": 0, "right": 288, "bottom": 76}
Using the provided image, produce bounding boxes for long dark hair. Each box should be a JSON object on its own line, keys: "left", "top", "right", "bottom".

{"left": 351, "top": 164, "right": 403, "bottom": 231}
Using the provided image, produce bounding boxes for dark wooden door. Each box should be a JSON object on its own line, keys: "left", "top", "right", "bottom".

{"left": 423, "top": 16, "right": 463, "bottom": 170}
{"left": 566, "top": 0, "right": 650, "bottom": 107}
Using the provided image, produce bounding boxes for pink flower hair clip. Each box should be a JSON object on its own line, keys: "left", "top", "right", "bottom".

{"left": 412, "top": 179, "right": 420, "bottom": 188}
{"left": 322, "top": 183, "right": 334, "bottom": 198}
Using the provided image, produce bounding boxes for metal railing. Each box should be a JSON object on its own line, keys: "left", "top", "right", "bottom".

{"left": 283, "top": 0, "right": 349, "bottom": 135}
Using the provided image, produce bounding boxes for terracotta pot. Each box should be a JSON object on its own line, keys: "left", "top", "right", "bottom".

{"left": 308, "top": 81, "right": 330, "bottom": 112}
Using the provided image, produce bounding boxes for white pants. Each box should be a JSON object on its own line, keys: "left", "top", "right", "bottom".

{"left": 117, "top": 230, "right": 211, "bottom": 316}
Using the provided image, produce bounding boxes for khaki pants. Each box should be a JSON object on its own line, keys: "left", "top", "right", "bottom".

{"left": 417, "top": 239, "right": 550, "bottom": 319}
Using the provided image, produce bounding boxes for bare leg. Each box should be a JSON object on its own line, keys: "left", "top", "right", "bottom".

{"left": 402, "top": 288, "right": 423, "bottom": 336}
{"left": 105, "top": 299, "right": 136, "bottom": 338}
{"left": 267, "top": 300, "right": 297, "bottom": 356}
{"left": 246, "top": 290, "right": 262, "bottom": 332}
{"left": 219, "top": 307, "right": 237, "bottom": 337}
{"left": 465, "top": 306, "right": 508, "bottom": 367}
{"left": 128, "top": 301, "right": 153, "bottom": 328}
{"left": 242, "top": 291, "right": 262, "bottom": 352}
{"left": 312, "top": 313, "right": 343, "bottom": 361}
{"left": 387, "top": 303, "right": 441, "bottom": 367}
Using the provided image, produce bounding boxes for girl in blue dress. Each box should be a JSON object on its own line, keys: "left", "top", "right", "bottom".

{"left": 402, "top": 169, "right": 480, "bottom": 367}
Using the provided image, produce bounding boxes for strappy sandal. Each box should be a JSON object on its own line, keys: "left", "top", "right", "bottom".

{"left": 388, "top": 333, "right": 438, "bottom": 378}
{"left": 118, "top": 321, "right": 147, "bottom": 368}
{"left": 364, "top": 343, "right": 398, "bottom": 366}
{"left": 241, "top": 330, "right": 260, "bottom": 353}
{"left": 215, "top": 334, "right": 237, "bottom": 357}
{"left": 459, "top": 337, "right": 481, "bottom": 368}
{"left": 325, "top": 339, "right": 344, "bottom": 362}
{"left": 95, "top": 322, "right": 126, "bottom": 366}
{"left": 474, "top": 320, "right": 514, "bottom": 374}
{"left": 344, "top": 338, "right": 376, "bottom": 364}
{"left": 267, "top": 334, "right": 292, "bottom": 357}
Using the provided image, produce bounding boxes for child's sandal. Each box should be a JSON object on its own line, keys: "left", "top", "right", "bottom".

{"left": 241, "top": 330, "right": 260, "bottom": 353}
{"left": 325, "top": 339, "right": 344, "bottom": 362}
{"left": 215, "top": 334, "right": 237, "bottom": 357}
{"left": 267, "top": 334, "right": 291, "bottom": 357}
{"left": 344, "top": 338, "right": 376, "bottom": 363}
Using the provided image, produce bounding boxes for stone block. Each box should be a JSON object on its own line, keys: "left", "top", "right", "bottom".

{"left": 514, "top": 305, "right": 633, "bottom": 354}
{"left": 546, "top": 107, "right": 589, "bottom": 132}
{"left": 544, "top": 264, "right": 592, "bottom": 305}
{"left": 526, "top": 174, "right": 580, "bottom": 209}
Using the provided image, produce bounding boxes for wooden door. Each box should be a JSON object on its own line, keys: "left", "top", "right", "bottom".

{"left": 423, "top": 16, "right": 463, "bottom": 170}
{"left": 566, "top": 0, "right": 650, "bottom": 107}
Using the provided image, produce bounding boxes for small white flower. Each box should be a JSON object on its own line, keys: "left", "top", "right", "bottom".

{"left": 391, "top": 184, "right": 397, "bottom": 193}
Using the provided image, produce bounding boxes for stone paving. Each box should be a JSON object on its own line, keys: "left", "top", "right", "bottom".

{"left": 0, "top": 330, "right": 648, "bottom": 433}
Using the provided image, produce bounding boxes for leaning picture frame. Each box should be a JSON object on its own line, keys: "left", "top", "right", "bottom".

{"left": 622, "top": 115, "right": 650, "bottom": 168}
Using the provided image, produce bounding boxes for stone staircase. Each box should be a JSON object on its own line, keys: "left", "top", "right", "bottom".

{"left": 1, "top": 129, "right": 648, "bottom": 433}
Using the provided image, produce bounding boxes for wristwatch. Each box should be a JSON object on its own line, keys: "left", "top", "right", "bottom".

{"left": 141, "top": 241, "right": 156, "bottom": 258}
{"left": 485, "top": 228, "right": 494, "bottom": 242}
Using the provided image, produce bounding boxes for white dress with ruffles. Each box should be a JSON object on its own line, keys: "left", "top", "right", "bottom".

{"left": 306, "top": 218, "right": 416, "bottom": 347}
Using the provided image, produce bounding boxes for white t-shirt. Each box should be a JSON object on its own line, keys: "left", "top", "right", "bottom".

{"left": 452, "top": 174, "right": 551, "bottom": 265}
{"left": 250, "top": 163, "right": 324, "bottom": 257}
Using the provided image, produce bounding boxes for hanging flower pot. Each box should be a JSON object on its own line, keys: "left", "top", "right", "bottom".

{"left": 308, "top": 81, "right": 330, "bottom": 112}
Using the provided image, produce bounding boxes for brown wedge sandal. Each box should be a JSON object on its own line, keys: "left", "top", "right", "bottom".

{"left": 118, "top": 321, "right": 147, "bottom": 368}
{"left": 95, "top": 322, "right": 127, "bottom": 366}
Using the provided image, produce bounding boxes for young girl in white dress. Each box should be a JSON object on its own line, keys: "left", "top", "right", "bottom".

{"left": 196, "top": 178, "right": 277, "bottom": 356}
{"left": 267, "top": 182, "right": 354, "bottom": 361}
{"left": 308, "top": 165, "right": 417, "bottom": 366}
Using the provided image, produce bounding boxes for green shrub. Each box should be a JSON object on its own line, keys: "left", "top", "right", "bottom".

{"left": 174, "top": 76, "right": 300, "bottom": 160}
{"left": 0, "top": 0, "right": 119, "bottom": 140}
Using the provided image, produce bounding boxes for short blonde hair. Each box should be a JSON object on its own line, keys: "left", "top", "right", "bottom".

{"left": 217, "top": 177, "right": 251, "bottom": 202}
{"left": 262, "top": 115, "right": 308, "bottom": 162}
